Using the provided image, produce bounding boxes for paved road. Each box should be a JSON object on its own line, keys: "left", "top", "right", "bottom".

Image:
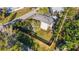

{"left": 0, "top": 8, "right": 40, "bottom": 31}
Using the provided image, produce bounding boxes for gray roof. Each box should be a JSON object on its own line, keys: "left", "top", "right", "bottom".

{"left": 31, "top": 14, "right": 55, "bottom": 24}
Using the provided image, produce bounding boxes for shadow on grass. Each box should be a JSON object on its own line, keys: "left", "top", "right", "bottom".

{"left": 13, "top": 26, "right": 52, "bottom": 46}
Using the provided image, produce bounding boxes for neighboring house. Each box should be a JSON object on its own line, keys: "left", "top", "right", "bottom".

{"left": 51, "top": 7, "right": 64, "bottom": 13}
{"left": 48, "top": 7, "right": 64, "bottom": 14}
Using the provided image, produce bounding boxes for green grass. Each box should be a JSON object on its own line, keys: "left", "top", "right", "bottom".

{"left": 15, "top": 7, "right": 32, "bottom": 18}
{"left": 36, "top": 29, "right": 52, "bottom": 41}
{"left": 37, "top": 7, "right": 49, "bottom": 14}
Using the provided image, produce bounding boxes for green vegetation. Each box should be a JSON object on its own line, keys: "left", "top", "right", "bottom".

{"left": 0, "top": 12, "right": 16, "bottom": 25}
{"left": 0, "top": 31, "right": 22, "bottom": 51}
{"left": 57, "top": 19, "right": 79, "bottom": 51}
{"left": 0, "top": 7, "right": 79, "bottom": 51}
{"left": 0, "top": 7, "right": 32, "bottom": 25}
{"left": 52, "top": 8, "right": 66, "bottom": 40}
{"left": 37, "top": 7, "right": 49, "bottom": 14}
{"left": 24, "top": 19, "right": 52, "bottom": 41}
{"left": 36, "top": 29, "right": 52, "bottom": 41}
{"left": 0, "top": 8, "right": 16, "bottom": 25}
{"left": 0, "top": 25, "right": 38, "bottom": 51}
{"left": 12, "top": 19, "right": 52, "bottom": 50}
{"left": 55, "top": 8, "right": 79, "bottom": 51}
{"left": 15, "top": 7, "right": 32, "bottom": 18}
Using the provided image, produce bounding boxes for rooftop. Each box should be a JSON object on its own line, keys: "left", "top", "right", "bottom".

{"left": 31, "top": 14, "right": 56, "bottom": 25}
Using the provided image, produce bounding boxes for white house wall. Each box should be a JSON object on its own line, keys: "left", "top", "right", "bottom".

{"left": 40, "top": 22, "right": 49, "bottom": 30}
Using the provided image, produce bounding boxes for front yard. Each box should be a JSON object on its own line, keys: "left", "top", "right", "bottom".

{"left": 15, "top": 7, "right": 32, "bottom": 18}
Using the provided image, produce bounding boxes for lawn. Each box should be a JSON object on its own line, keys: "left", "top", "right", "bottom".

{"left": 36, "top": 29, "right": 52, "bottom": 41}
{"left": 37, "top": 7, "right": 49, "bottom": 15}
{"left": 33, "top": 39, "right": 49, "bottom": 51}
{"left": 15, "top": 7, "right": 32, "bottom": 18}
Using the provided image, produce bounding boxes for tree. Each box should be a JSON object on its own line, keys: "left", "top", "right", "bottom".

{"left": 57, "top": 19, "right": 79, "bottom": 51}
{"left": 16, "top": 31, "right": 35, "bottom": 49}
{"left": 0, "top": 32, "right": 22, "bottom": 51}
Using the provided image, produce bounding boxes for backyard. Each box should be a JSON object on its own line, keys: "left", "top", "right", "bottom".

{"left": 29, "top": 19, "right": 53, "bottom": 41}
{"left": 36, "top": 29, "right": 52, "bottom": 41}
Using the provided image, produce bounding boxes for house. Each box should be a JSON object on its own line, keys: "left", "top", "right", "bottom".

{"left": 30, "top": 7, "right": 64, "bottom": 31}
{"left": 31, "top": 14, "right": 58, "bottom": 30}
{"left": 48, "top": 7, "right": 64, "bottom": 14}
{"left": 0, "top": 7, "right": 64, "bottom": 31}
